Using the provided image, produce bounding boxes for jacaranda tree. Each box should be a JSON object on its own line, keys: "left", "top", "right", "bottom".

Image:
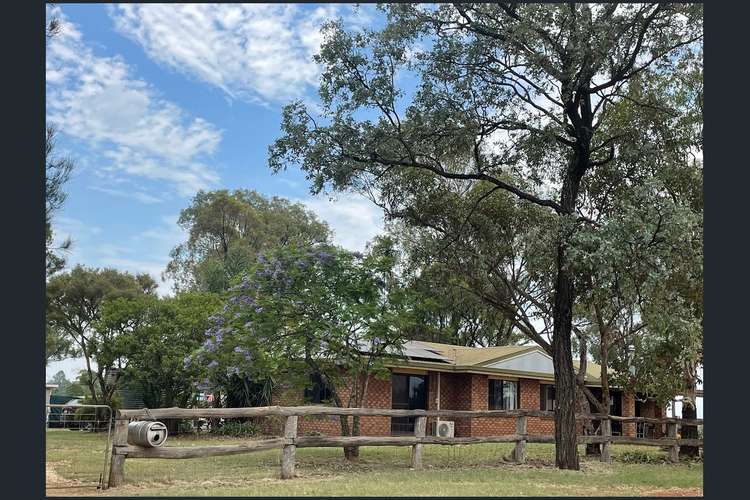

{"left": 188, "top": 241, "right": 411, "bottom": 460}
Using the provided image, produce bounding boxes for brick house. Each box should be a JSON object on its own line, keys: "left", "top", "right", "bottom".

{"left": 268, "top": 340, "right": 668, "bottom": 439}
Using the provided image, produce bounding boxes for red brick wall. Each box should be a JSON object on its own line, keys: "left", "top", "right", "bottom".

{"left": 265, "top": 371, "right": 393, "bottom": 437}
{"left": 434, "top": 372, "right": 473, "bottom": 436}
{"left": 261, "top": 369, "right": 613, "bottom": 440}
{"left": 635, "top": 398, "right": 667, "bottom": 438}
{"left": 524, "top": 379, "right": 556, "bottom": 436}
{"left": 622, "top": 391, "right": 636, "bottom": 437}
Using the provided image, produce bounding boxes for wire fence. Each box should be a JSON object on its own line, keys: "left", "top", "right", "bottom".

{"left": 45, "top": 404, "right": 112, "bottom": 492}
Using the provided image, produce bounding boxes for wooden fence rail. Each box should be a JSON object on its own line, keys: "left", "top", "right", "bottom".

{"left": 108, "top": 406, "right": 703, "bottom": 487}
{"left": 117, "top": 405, "right": 704, "bottom": 425}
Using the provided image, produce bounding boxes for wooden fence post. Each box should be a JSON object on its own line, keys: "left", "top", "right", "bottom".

{"left": 600, "top": 418, "right": 612, "bottom": 463}
{"left": 513, "top": 415, "right": 527, "bottom": 463}
{"left": 411, "top": 416, "right": 427, "bottom": 470}
{"left": 281, "top": 415, "right": 298, "bottom": 479}
{"left": 667, "top": 422, "right": 680, "bottom": 463}
{"left": 108, "top": 418, "right": 129, "bottom": 487}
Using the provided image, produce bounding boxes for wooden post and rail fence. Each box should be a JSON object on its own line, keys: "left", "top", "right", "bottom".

{"left": 108, "top": 406, "right": 704, "bottom": 487}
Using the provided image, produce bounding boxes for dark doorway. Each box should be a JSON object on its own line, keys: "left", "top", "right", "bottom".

{"left": 391, "top": 373, "right": 427, "bottom": 434}
{"left": 589, "top": 388, "right": 623, "bottom": 435}
{"left": 609, "top": 391, "right": 623, "bottom": 435}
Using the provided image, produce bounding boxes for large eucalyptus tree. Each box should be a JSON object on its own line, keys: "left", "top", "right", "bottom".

{"left": 270, "top": 3, "right": 702, "bottom": 469}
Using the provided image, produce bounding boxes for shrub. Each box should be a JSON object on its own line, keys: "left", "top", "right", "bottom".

{"left": 211, "top": 420, "right": 260, "bottom": 437}
{"left": 617, "top": 450, "right": 668, "bottom": 464}
{"left": 177, "top": 420, "right": 196, "bottom": 434}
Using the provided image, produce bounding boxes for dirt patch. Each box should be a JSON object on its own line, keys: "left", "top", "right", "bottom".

{"left": 46, "top": 462, "right": 79, "bottom": 487}
{"left": 644, "top": 487, "right": 703, "bottom": 497}
{"left": 46, "top": 461, "right": 103, "bottom": 497}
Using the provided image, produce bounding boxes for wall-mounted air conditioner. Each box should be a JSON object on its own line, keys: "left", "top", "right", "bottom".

{"left": 435, "top": 420, "right": 455, "bottom": 438}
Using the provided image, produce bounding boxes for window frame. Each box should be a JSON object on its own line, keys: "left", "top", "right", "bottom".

{"left": 540, "top": 383, "right": 556, "bottom": 411}
{"left": 488, "top": 379, "right": 520, "bottom": 410}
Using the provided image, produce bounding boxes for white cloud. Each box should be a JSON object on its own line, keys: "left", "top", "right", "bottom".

{"left": 108, "top": 3, "right": 371, "bottom": 104}
{"left": 299, "top": 192, "right": 385, "bottom": 252}
{"left": 51, "top": 214, "right": 187, "bottom": 297}
{"left": 46, "top": 8, "right": 222, "bottom": 196}
{"left": 88, "top": 185, "right": 163, "bottom": 204}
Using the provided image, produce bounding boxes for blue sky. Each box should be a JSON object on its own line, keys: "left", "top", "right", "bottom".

{"left": 45, "top": 3, "right": 390, "bottom": 380}
{"left": 46, "top": 3, "right": 387, "bottom": 301}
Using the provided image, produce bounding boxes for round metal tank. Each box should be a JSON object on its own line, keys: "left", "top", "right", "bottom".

{"left": 127, "top": 421, "right": 168, "bottom": 447}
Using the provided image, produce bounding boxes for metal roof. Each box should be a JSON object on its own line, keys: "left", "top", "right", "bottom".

{"left": 387, "top": 340, "right": 605, "bottom": 384}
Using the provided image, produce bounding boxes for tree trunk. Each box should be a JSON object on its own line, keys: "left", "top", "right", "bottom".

{"left": 338, "top": 415, "right": 358, "bottom": 461}
{"left": 576, "top": 332, "right": 600, "bottom": 456}
{"left": 551, "top": 241, "right": 580, "bottom": 470}
{"left": 679, "top": 363, "right": 700, "bottom": 458}
{"left": 679, "top": 398, "right": 700, "bottom": 458}
{"left": 348, "top": 415, "right": 361, "bottom": 460}
{"left": 550, "top": 158, "right": 585, "bottom": 470}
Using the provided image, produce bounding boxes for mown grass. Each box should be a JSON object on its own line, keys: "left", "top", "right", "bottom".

{"left": 46, "top": 429, "right": 703, "bottom": 496}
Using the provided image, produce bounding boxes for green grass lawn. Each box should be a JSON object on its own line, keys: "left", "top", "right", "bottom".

{"left": 46, "top": 429, "right": 703, "bottom": 496}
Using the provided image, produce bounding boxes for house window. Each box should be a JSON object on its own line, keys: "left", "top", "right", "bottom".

{"left": 488, "top": 379, "right": 519, "bottom": 410}
{"left": 391, "top": 373, "right": 428, "bottom": 434}
{"left": 304, "top": 373, "right": 332, "bottom": 404}
{"left": 540, "top": 384, "right": 556, "bottom": 411}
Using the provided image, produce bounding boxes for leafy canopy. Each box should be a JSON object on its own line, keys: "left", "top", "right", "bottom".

{"left": 188, "top": 242, "right": 410, "bottom": 405}
{"left": 166, "top": 189, "right": 331, "bottom": 293}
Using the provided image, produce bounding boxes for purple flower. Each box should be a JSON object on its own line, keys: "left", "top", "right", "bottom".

{"left": 207, "top": 360, "right": 219, "bottom": 369}
{"left": 195, "top": 377, "right": 212, "bottom": 391}
{"left": 233, "top": 346, "right": 243, "bottom": 353}
{"left": 203, "top": 338, "right": 217, "bottom": 352}
{"left": 183, "top": 356, "right": 192, "bottom": 368}
{"left": 255, "top": 306, "right": 264, "bottom": 313}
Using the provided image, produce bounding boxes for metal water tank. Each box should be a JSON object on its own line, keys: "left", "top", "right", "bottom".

{"left": 127, "top": 421, "right": 168, "bottom": 447}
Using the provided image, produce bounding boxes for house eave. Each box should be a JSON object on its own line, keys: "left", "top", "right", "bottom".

{"left": 384, "top": 358, "right": 603, "bottom": 386}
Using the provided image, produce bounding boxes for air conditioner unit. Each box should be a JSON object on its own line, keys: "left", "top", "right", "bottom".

{"left": 435, "top": 420, "right": 455, "bottom": 438}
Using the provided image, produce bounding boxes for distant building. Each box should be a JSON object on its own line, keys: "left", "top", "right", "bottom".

{"left": 45, "top": 384, "right": 58, "bottom": 425}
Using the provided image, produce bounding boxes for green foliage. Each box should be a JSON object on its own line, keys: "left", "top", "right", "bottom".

{"left": 268, "top": 4, "right": 702, "bottom": 356}
{"left": 268, "top": 5, "right": 702, "bottom": 467}
{"left": 188, "top": 242, "right": 410, "bottom": 410}
{"left": 165, "top": 189, "right": 332, "bottom": 292}
{"left": 46, "top": 326, "right": 73, "bottom": 365}
{"left": 47, "top": 370, "right": 86, "bottom": 397}
{"left": 46, "top": 265, "right": 157, "bottom": 406}
{"left": 376, "top": 231, "right": 527, "bottom": 347}
{"left": 617, "top": 450, "right": 669, "bottom": 465}
{"left": 119, "top": 292, "right": 224, "bottom": 409}
{"left": 211, "top": 420, "right": 261, "bottom": 437}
